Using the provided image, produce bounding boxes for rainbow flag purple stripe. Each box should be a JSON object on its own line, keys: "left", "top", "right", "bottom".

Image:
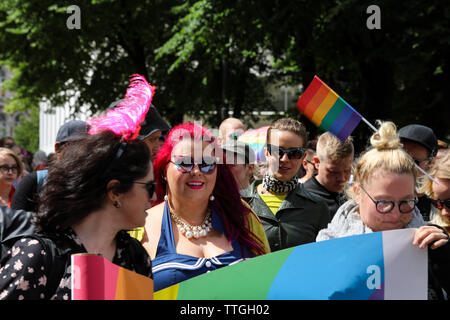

{"left": 297, "top": 76, "right": 362, "bottom": 142}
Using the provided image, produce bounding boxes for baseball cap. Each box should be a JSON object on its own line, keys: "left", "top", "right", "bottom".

{"left": 55, "top": 120, "right": 89, "bottom": 143}
{"left": 138, "top": 104, "right": 171, "bottom": 140}
{"left": 220, "top": 140, "right": 256, "bottom": 164}
{"left": 398, "top": 124, "right": 438, "bottom": 157}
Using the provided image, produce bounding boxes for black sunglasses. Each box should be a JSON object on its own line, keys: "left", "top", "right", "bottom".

{"left": 169, "top": 156, "right": 217, "bottom": 175}
{"left": 267, "top": 144, "right": 305, "bottom": 160}
{"left": 360, "top": 185, "right": 417, "bottom": 214}
{"left": 133, "top": 181, "right": 156, "bottom": 198}
{"left": 412, "top": 156, "right": 432, "bottom": 166}
{"left": 430, "top": 198, "right": 450, "bottom": 210}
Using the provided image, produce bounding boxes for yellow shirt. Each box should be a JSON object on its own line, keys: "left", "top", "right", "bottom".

{"left": 128, "top": 227, "right": 145, "bottom": 242}
{"left": 259, "top": 193, "right": 287, "bottom": 215}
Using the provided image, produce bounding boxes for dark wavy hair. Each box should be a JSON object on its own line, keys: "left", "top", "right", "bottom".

{"left": 35, "top": 131, "right": 150, "bottom": 233}
{"left": 153, "top": 122, "right": 265, "bottom": 256}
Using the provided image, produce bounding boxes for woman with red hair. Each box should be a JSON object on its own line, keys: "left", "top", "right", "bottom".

{"left": 142, "top": 122, "right": 270, "bottom": 292}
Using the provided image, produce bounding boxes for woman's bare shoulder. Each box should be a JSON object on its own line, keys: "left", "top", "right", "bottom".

{"left": 142, "top": 202, "right": 165, "bottom": 259}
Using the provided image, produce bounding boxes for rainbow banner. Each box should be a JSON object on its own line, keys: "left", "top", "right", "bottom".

{"left": 154, "top": 229, "right": 427, "bottom": 300}
{"left": 238, "top": 126, "right": 269, "bottom": 162}
{"left": 71, "top": 254, "right": 153, "bottom": 300}
{"left": 297, "top": 76, "right": 362, "bottom": 142}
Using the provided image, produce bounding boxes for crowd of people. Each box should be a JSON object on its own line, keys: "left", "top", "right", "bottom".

{"left": 0, "top": 73, "right": 449, "bottom": 300}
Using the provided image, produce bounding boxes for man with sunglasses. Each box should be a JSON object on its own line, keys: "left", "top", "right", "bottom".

{"left": 303, "top": 132, "right": 354, "bottom": 219}
{"left": 399, "top": 124, "right": 438, "bottom": 221}
{"left": 241, "top": 118, "right": 330, "bottom": 252}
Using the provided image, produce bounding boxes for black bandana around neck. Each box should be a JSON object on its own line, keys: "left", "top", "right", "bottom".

{"left": 262, "top": 172, "right": 298, "bottom": 194}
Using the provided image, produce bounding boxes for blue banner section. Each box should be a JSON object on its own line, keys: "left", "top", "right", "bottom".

{"left": 267, "top": 232, "right": 385, "bottom": 300}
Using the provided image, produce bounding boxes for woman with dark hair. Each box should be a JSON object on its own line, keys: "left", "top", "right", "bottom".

{"left": 142, "top": 122, "right": 270, "bottom": 292}
{"left": 0, "top": 74, "right": 157, "bottom": 300}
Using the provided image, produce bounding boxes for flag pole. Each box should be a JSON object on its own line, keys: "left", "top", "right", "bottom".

{"left": 361, "top": 116, "right": 439, "bottom": 185}
{"left": 361, "top": 116, "right": 378, "bottom": 132}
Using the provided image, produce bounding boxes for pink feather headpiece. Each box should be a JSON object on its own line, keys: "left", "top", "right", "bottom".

{"left": 88, "top": 74, "right": 156, "bottom": 141}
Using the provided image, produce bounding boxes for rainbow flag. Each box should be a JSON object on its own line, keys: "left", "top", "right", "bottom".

{"left": 238, "top": 126, "right": 269, "bottom": 162}
{"left": 297, "top": 76, "right": 362, "bottom": 142}
{"left": 71, "top": 254, "right": 153, "bottom": 300}
{"left": 154, "top": 229, "right": 427, "bottom": 300}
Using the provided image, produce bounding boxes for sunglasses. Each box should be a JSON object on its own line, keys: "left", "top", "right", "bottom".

{"left": 267, "top": 144, "right": 305, "bottom": 160}
{"left": 412, "top": 156, "right": 432, "bottom": 166}
{"left": 133, "top": 181, "right": 156, "bottom": 198}
{"left": 169, "top": 156, "right": 217, "bottom": 175}
{"left": 430, "top": 198, "right": 450, "bottom": 210}
{"left": 360, "top": 185, "right": 417, "bottom": 214}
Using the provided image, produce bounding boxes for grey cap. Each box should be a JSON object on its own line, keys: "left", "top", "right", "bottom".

{"left": 399, "top": 124, "right": 438, "bottom": 157}
{"left": 55, "top": 120, "right": 89, "bottom": 143}
{"left": 138, "top": 104, "right": 171, "bottom": 140}
{"left": 220, "top": 140, "right": 256, "bottom": 164}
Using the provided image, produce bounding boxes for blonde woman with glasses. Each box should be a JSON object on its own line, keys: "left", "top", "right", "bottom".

{"left": 420, "top": 151, "right": 450, "bottom": 234}
{"left": 317, "top": 121, "right": 450, "bottom": 300}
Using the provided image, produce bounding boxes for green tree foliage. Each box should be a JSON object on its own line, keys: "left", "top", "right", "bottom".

{"left": 0, "top": 0, "right": 448, "bottom": 149}
{"left": 13, "top": 105, "right": 39, "bottom": 153}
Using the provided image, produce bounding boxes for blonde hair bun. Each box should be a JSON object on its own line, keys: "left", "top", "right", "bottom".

{"left": 370, "top": 121, "right": 401, "bottom": 151}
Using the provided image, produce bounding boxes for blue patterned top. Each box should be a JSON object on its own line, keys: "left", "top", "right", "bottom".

{"left": 152, "top": 201, "right": 254, "bottom": 291}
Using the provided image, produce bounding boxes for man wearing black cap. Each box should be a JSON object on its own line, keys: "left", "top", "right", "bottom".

{"left": 399, "top": 124, "right": 438, "bottom": 221}
{"left": 11, "top": 120, "right": 89, "bottom": 212}
{"left": 138, "top": 104, "right": 170, "bottom": 162}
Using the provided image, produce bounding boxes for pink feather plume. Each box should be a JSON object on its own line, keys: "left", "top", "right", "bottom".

{"left": 88, "top": 74, "right": 156, "bottom": 141}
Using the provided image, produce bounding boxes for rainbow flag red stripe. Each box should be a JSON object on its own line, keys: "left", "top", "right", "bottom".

{"left": 297, "top": 76, "right": 362, "bottom": 142}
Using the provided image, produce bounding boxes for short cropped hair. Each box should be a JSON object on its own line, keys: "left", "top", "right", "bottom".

{"left": 266, "top": 118, "right": 308, "bottom": 146}
{"left": 316, "top": 132, "right": 354, "bottom": 162}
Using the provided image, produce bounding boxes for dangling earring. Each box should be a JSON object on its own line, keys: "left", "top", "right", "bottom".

{"left": 209, "top": 194, "right": 215, "bottom": 201}
{"left": 113, "top": 201, "right": 121, "bottom": 208}
{"left": 164, "top": 195, "right": 168, "bottom": 201}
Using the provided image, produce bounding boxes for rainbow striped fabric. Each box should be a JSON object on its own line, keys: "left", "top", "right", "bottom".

{"left": 297, "top": 76, "right": 362, "bottom": 142}
{"left": 71, "top": 254, "right": 153, "bottom": 300}
{"left": 154, "top": 229, "right": 427, "bottom": 300}
{"left": 238, "top": 126, "right": 269, "bottom": 162}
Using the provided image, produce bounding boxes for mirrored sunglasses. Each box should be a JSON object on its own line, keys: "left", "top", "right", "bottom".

{"left": 169, "top": 156, "right": 217, "bottom": 175}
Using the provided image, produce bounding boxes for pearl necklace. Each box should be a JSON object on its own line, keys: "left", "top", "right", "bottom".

{"left": 170, "top": 209, "right": 212, "bottom": 239}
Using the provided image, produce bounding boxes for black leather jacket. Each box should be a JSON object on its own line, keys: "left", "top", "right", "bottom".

{"left": 1, "top": 206, "right": 35, "bottom": 259}
{"left": 241, "top": 181, "right": 330, "bottom": 252}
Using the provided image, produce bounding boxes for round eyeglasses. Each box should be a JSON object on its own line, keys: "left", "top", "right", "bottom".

{"left": 360, "top": 185, "right": 417, "bottom": 214}
{"left": 0, "top": 165, "right": 19, "bottom": 174}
